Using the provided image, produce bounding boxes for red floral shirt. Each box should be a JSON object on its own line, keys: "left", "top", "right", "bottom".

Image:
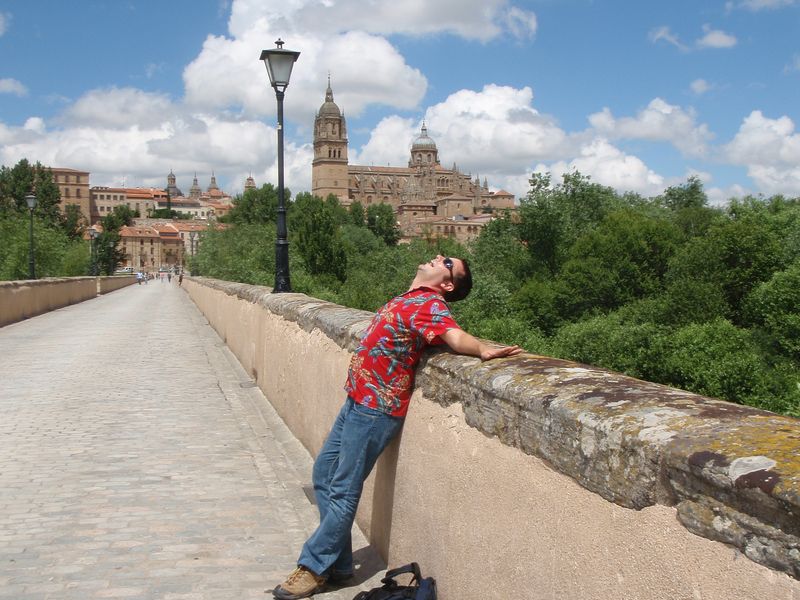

{"left": 345, "top": 287, "right": 460, "bottom": 417}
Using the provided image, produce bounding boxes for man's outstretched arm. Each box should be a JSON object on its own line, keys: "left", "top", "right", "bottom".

{"left": 440, "top": 328, "right": 523, "bottom": 361}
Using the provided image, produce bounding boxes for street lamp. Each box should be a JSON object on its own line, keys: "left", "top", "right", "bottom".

{"left": 88, "top": 227, "right": 98, "bottom": 276}
{"left": 260, "top": 38, "right": 300, "bottom": 293}
{"left": 189, "top": 230, "right": 197, "bottom": 256}
{"left": 25, "top": 193, "right": 37, "bottom": 279}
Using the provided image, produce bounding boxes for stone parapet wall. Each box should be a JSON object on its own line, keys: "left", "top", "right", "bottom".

{"left": 0, "top": 276, "right": 137, "bottom": 327}
{"left": 98, "top": 275, "right": 137, "bottom": 295}
{"left": 0, "top": 278, "right": 97, "bottom": 327}
{"left": 184, "top": 276, "right": 800, "bottom": 599}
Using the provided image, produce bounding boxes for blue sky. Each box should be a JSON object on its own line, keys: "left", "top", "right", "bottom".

{"left": 1, "top": 0, "right": 798, "bottom": 204}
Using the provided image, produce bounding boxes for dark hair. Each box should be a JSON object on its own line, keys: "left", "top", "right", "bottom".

{"left": 443, "top": 258, "right": 472, "bottom": 302}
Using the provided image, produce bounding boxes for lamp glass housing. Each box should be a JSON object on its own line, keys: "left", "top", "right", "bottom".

{"left": 25, "top": 194, "right": 37, "bottom": 210}
{"left": 260, "top": 47, "right": 300, "bottom": 90}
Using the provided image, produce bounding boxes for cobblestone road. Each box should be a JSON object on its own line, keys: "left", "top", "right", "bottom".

{"left": 0, "top": 281, "right": 384, "bottom": 599}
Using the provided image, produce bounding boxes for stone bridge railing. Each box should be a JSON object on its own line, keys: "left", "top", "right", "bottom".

{"left": 183, "top": 276, "right": 800, "bottom": 600}
{"left": 0, "top": 275, "right": 137, "bottom": 327}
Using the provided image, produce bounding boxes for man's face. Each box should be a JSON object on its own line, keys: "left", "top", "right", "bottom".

{"left": 418, "top": 255, "right": 463, "bottom": 286}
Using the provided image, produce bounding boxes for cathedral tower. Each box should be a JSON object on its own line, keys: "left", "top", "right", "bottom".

{"left": 311, "top": 77, "right": 349, "bottom": 202}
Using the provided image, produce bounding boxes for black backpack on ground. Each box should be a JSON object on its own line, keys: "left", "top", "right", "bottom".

{"left": 352, "top": 563, "right": 437, "bottom": 600}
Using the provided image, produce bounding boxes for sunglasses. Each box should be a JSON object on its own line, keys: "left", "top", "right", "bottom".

{"left": 443, "top": 257, "right": 454, "bottom": 283}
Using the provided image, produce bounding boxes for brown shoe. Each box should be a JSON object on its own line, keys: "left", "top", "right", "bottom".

{"left": 272, "top": 566, "right": 326, "bottom": 600}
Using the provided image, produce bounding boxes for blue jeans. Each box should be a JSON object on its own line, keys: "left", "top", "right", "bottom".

{"left": 298, "top": 397, "right": 404, "bottom": 577}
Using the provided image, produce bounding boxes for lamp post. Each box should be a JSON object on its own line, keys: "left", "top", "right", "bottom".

{"left": 260, "top": 39, "right": 300, "bottom": 293}
{"left": 25, "top": 193, "right": 37, "bottom": 279}
{"left": 88, "top": 226, "right": 98, "bottom": 276}
{"left": 189, "top": 230, "right": 197, "bottom": 257}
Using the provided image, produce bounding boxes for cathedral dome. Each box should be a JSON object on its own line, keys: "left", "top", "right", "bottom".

{"left": 318, "top": 81, "right": 341, "bottom": 118}
{"left": 411, "top": 124, "right": 437, "bottom": 150}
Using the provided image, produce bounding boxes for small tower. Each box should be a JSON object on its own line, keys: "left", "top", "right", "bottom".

{"left": 207, "top": 171, "right": 220, "bottom": 192}
{"left": 244, "top": 173, "right": 256, "bottom": 192}
{"left": 166, "top": 169, "right": 183, "bottom": 198}
{"left": 189, "top": 173, "right": 201, "bottom": 199}
{"left": 311, "top": 76, "right": 349, "bottom": 202}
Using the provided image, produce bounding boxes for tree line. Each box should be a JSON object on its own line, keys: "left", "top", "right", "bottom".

{"left": 192, "top": 174, "right": 799, "bottom": 417}
{"left": 0, "top": 159, "right": 137, "bottom": 277}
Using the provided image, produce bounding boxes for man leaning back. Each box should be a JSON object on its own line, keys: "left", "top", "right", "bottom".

{"left": 273, "top": 255, "right": 522, "bottom": 600}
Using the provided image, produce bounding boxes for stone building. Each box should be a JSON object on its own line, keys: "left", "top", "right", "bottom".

{"left": 117, "top": 222, "right": 190, "bottom": 271}
{"left": 51, "top": 168, "right": 91, "bottom": 224}
{"left": 311, "top": 81, "right": 515, "bottom": 240}
{"left": 90, "top": 187, "right": 164, "bottom": 223}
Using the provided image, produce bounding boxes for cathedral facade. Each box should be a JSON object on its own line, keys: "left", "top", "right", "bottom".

{"left": 311, "top": 82, "right": 514, "bottom": 241}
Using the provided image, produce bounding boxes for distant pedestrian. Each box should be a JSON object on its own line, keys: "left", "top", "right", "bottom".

{"left": 136, "top": 272, "right": 142, "bottom": 285}
{"left": 178, "top": 271, "right": 183, "bottom": 286}
{"left": 168, "top": 273, "right": 172, "bottom": 283}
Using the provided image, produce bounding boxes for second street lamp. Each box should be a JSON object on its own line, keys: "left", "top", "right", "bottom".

{"left": 88, "top": 226, "right": 98, "bottom": 276}
{"left": 260, "top": 38, "right": 300, "bottom": 293}
{"left": 25, "top": 193, "right": 37, "bottom": 280}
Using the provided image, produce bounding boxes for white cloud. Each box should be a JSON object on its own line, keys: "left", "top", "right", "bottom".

{"left": 0, "top": 78, "right": 28, "bottom": 96}
{"left": 588, "top": 98, "right": 713, "bottom": 157}
{"left": 724, "top": 110, "right": 800, "bottom": 194}
{"left": 0, "top": 12, "right": 9, "bottom": 37}
{"left": 227, "top": 0, "right": 535, "bottom": 42}
{"left": 183, "top": 28, "right": 426, "bottom": 120}
{"left": 707, "top": 183, "right": 750, "bottom": 206}
{"left": 696, "top": 24, "right": 737, "bottom": 49}
{"left": 784, "top": 54, "right": 800, "bottom": 73}
{"left": 690, "top": 79, "right": 713, "bottom": 94}
{"left": 649, "top": 26, "right": 688, "bottom": 51}
{"left": 61, "top": 87, "right": 176, "bottom": 129}
{"left": 424, "top": 85, "right": 570, "bottom": 169}
{"left": 503, "top": 6, "right": 538, "bottom": 40}
{"left": 728, "top": 0, "right": 797, "bottom": 10}
{"left": 0, "top": 84, "right": 291, "bottom": 195}
{"left": 352, "top": 84, "right": 572, "bottom": 199}
{"left": 23, "top": 117, "right": 45, "bottom": 134}
{"left": 351, "top": 115, "right": 417, "bottom": 168}
{"left": 534, "top": 138, "right": 665, "bottom": 197}
{"left": 182, "top": 0, "right": 537, "bottom": 121}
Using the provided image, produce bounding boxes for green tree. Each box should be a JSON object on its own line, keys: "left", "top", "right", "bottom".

{"left": 61, "top": 204, "right": 86, "bottom": 241}
{"left": 348, "top": 200, "right": 365, "bottom": 227}
{"left": 94, "top": 205, "right": 135, "bottom": 274}
{"left": 192, "top": 223, "right": 277, "bottom": 285}
{"left": 0, "top": 159, "right": 62, "bottom": 224}
{"left": 366, "top": 203, "right": 400, "bottom": 245}
{"left": 550, "top": 312, "right": 666, "bottom": 380}
{"left": 666, "top": 211, "right": 784, "bottom": 324}
{"left": 225, "top": 183, "right": 285, "bottom": 225}
{"left": 560, "top": 208, "right": 681, "bottom": 312}
{"left": 745, "top": 260, "right": 800, "bottom": 359}
{"left": 0, "top": 214, "right": 85, "bottom": 280}
{"left": 293, "top": 193, "right": 347, "bottom": 281}
{"left": 470, "top": 213, "right": 532, "bottom": 287}
{"left": 655, "top": 319, "right": 783, "bottom": 411}
{"left": 517, "top": 171, "right": 620, "bottom": 276}
{"left": 660, "top": 176, "right": 707, "bottom": 211}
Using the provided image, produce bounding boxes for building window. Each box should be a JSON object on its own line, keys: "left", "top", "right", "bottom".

{"left": 64, "top": 188, "right": 70, "bottom": 198}
{"left": 76, "top": 189, "right": 81, "bottom": 198}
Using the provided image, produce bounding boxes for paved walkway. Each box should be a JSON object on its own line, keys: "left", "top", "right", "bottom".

{"left": 0, "top": 280, "right": 384, "bottom": 600}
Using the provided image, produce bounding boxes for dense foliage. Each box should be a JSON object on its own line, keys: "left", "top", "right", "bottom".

{"left": 0, "top": 159, "right": 92, "bottom": 278}
{"left": 193, "top": 173, "right": 799, "bottom": 417}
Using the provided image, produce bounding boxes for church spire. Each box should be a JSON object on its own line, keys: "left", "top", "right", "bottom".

{"left": 325, "top": 72, "right": 334, "bottom": 103}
